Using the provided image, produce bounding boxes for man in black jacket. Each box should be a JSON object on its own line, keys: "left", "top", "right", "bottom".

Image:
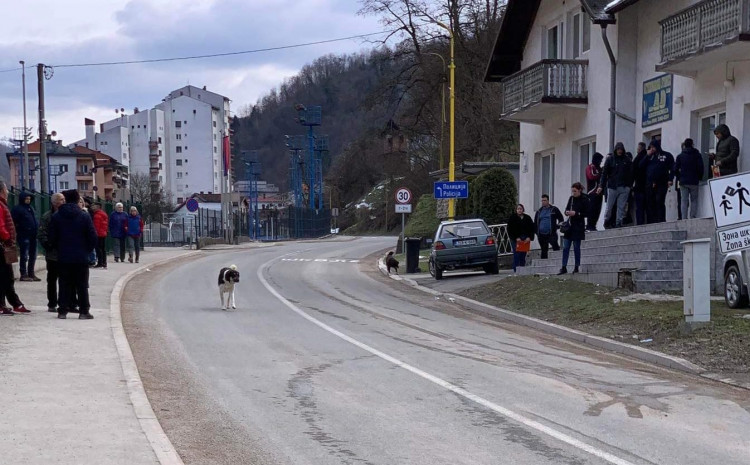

{"left": 534, "top": 195, "right": 564, "bottom": 259}
{"left": 38, "top": 193, "right": 65, "bottom": 313}
{"left": 632, "top": 142, "right": 649, "bottom": 225}
{"left": 49, "top": 189, "right": 97, "bottom": 320}
{"left": 11, "top": 191, "right": 40, "bottom": 281}
{"left": 599, "top": 142, "right": 633, "bottom": 228}
{"left": 714, "top": 124, "right": 740, "bottom": 176}
{"left": 675, "top": 138, "right": 704, "bottom": 219}
{"left": 641, "top": 139, "right": 675, "bottom": 224}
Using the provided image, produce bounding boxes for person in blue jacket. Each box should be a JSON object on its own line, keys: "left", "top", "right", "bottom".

{"left": 108, "top": 202, "right": 128, "bottom": 263}
{"left": 640, "top": 139, "right": 674, "bottom": 224}
{"left": 126, "top": 206, "right": 144, "bottom": 263}
{"left": 674, "top": 138, "right": 704, "bottom": 220}
{"left": 11, "top": 191, "right": 40, "bottom": 281}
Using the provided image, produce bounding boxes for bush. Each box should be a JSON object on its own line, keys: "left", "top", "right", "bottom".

{"left": 471, "top": 167, "right": 517, "bottom": 224}
{"left": 405, "top": 194, "right": 441, "bottom": 238}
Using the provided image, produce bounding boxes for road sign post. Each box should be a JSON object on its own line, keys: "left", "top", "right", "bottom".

{"left": 434, "top": 181, "right": 468, "bottom": 200}
{"left": 395, "top": 188, "right": 413, "bottom": 254}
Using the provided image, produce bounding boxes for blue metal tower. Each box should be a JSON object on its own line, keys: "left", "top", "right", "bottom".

{"left": 295, "top": 105, "right": 322, "bottom": 210}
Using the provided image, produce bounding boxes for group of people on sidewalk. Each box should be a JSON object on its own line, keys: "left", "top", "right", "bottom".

{"left": 507, "top": 124, "right": 741, "bottom": 275}
{"left": 0, "top": 186, "right": 144, "bottom": 319}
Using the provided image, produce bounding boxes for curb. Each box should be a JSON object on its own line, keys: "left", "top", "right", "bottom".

{"left": 376, "top": 259, "right": 710, "bottom": 377}
{"left": 110, "top": 251, "right": 203, "bottom": 465}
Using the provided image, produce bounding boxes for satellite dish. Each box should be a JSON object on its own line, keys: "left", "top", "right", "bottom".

{"left": 51, "top": 131, "right": 57, "bottom": 137}
{"left": 115, "top": 109, "right": 119, "bottom": 114}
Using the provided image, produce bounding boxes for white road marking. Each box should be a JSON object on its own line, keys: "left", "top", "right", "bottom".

{"left": 281, "top": 258, "right": 360, "bottom": 263}
{"left": 258, "top": 257, "right": 637, "bottom": 465}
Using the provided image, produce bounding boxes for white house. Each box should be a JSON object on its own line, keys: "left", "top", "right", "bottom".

{"left": 485, "top": 0, "right": 750, "bottom": 225}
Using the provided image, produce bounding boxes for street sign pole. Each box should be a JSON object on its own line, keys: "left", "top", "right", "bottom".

{"left": 395, "top": 187, "right": 413, "bottom": 254}
{"left": 402, "top": 212, "right": 405, "bottom": 255}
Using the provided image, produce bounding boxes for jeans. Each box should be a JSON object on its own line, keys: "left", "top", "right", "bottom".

{"left": 606, "top": 187, "right": 630, "bottom": 227}
{"left": 680, "top": 184, "right": 699, "bottom": 220}
{"left": 18, "top": 236, "right": 37, "bottom": 277}
{"left": 95, "top": 237, "right": 107, "bottom": 267}
{"left": 127, "top": 236, "right": 140, "bottom": 261}
{"left": 537, "top": 233, "right": 560, "bottom": 259}
{"left": 46, "top": 259, "right": 59, "bottom": 309}
{"left": 511, "top": 238, "right": 528, "bottom": 272}
{"left": 112, "top": 237, "right": 126, "bottom": 261}
{"left": 587, "top": 193, "right": 603, "bottom": 230}
{"left": 562, "top": 238, "right": 581, "bottom": 268}
{"left": 634, "top": 191, "right": 647, "bottom": 225}
{"left": 58, "top": 263, "right": 90, "bottom": 314}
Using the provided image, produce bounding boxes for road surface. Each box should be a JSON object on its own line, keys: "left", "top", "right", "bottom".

{"left": 122, "top": 237, "right": 750, "bottom": 465}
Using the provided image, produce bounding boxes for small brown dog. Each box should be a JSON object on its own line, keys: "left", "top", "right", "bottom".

{"left": 385, "top": 251, "right": 399, "bottom": 274}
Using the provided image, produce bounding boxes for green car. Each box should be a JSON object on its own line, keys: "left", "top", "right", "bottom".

{"left": 429, "top": 219, "right": 499, "bottom": 280}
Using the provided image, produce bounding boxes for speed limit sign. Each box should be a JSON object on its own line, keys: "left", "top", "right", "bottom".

{"left": 395, "top": 187, "right": 412, "bottom": 205}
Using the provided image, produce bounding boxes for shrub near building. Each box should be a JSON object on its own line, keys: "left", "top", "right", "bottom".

{"left": 469, "top": 167, "right": 517, "bottom": 225}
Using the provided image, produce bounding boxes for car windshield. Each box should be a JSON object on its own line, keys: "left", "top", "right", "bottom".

{"left": 440, "top": 221, "right": 489, "bottom": 238}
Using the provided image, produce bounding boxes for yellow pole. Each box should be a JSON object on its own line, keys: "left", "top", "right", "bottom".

{"left": 437, "top": 21, "right": 455, "bottom": 221}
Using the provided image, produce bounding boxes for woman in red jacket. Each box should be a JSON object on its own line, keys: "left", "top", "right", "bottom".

{"left": 91, "top": 202, "right": 109, "bottom": 269}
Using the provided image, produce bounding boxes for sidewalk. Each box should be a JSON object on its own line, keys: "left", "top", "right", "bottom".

{"left": 0, "top": 248, "right": 194, "bottom": 464}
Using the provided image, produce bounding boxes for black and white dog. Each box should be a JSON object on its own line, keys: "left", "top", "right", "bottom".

{"left": 218, "top": 265, "right": 240, "bottom": 310}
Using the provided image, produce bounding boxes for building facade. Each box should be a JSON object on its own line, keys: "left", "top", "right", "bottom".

{"left": 486, "top": 0, "right": 750, "bottom": 224}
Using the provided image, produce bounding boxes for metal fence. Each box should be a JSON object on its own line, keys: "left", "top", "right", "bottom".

{"left": 283, "top": 206, "right": 331, "bottom": 239}
{"left": 488, "top": 223, "right": 513, "bottom": 256}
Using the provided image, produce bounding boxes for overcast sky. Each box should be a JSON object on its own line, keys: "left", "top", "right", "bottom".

{"left": 0, "top": 0, "right": 383, "bottom": 144}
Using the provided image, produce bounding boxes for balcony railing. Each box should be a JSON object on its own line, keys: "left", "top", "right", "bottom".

{"left": 501, "top": 60, "right": 588, "bottom": 118}
{"left": 660, "top": 0, "right": 750, "bottom": 63}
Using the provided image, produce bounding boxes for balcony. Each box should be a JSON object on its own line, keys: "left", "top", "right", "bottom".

{"left": 501, "top": 60, "right": 588, "bottom": 124}
{"left": 658, "top": 0, "right": 750, "bottom": 76}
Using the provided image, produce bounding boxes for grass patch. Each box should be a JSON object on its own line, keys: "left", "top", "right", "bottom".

{"left": 460, "top": 275, "right": 750, "bottom": 374}
{"left": 393, "top": 252, "right": 430, "bottom": 272}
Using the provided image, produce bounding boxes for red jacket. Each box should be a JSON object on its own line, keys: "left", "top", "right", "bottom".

{"left": 93, "top": 210, "right": 109, "bottom": 238}
{"left": 0, "top": 198, "right": 16, "bottom": 244}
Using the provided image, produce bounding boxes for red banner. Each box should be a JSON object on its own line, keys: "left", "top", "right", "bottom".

{"left": 222, "top": 135, "right": 231, "bottom": 177}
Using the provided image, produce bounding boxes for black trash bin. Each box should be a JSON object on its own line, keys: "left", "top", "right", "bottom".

{"left": 405, "top": 237, "right": 422, "bottom": 274}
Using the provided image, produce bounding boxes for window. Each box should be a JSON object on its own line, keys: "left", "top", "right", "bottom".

{"left": 175, "top": 121, "right": 181, "bottom": 128}
{"left": 79, "top": 182, "right": 89, "bottom": 191}
{"left": 214, "top": 147, "right": 217, "bottom": 153}
{"left": 537, "top": 152, "right": 555, "bottom": 207}
{"left": 185, "top": 159, "right": 188, "bottom": 164}
{"left": 177, "top": 198, "right": 184, "bottom": 204}
{"left": 176, "top": 146, "right": 182, "bottom": 153}
{"left": 183, "top": 121, "right": 187, "bottom": 125}
{"left": 159, "top": 163, "right": 163, "bottom": 169}
{"left": 158, "top": 137, "right": 162, "bottom": 144}
{"left": 546, "top": 24, "right": 562, "bottom": 59}
{"left": 158, "top": 150, "right": 162, "bottom": 156}
{"left": 572, "top": 13, "right": 590, "bottom": 58}
{"left": 177, "top": 172, "right": 183, "bottom": 179}
{"left": 214, "top": 134, "right": 217, "bottom": 140}
{"left": 60, "top": 164, "right": 68, "bottom": 173}
{"left": 213, "top": 121, "right": 217, "bottom": 128}
{"left": 176, "top": 159, "right": 183, "bottom": 166}
{"left": 578, "top": 139, "right": 596, "bottom": 187}
{"left": 176, "top": 134, "right": 181, "bottom": 140}
{"left": 185, "top": 146, "right": 188, "bottom": 151}
{"left": 214, "top": 160, "right": 217, "bottom": 165}
{"left": 60, "top": 182, "right": 69, "bottom": 190}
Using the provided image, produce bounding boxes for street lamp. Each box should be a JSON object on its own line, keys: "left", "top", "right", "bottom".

{"left": 19, "top": 61, "right": 29, "bottom": 190}
{"left": 436, "top": 21, "right": 456, "bottom": 221}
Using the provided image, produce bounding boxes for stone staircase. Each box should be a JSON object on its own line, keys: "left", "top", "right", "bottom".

{"left": 519, "top": 219, "right": 719, "bottom": 293}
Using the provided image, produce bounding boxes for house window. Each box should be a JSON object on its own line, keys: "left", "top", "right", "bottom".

{"left": 176, "top": 146, "right": 182, "bottom": 153}
{"left": 700, "top": 110, "right": 727, "bottom": 181}
{"left": 213, "top": 121, "right": 217, "bottom": 128}
{"left": 175, "top": 121, "right": 181, "bottom": 128}
{"left": 578, "top": 139, "right": 597, "bottom": 187}
{"left": 214, "top": 147, "right": 217, "bottom": 153}
{"left": 177, "top": 172, "right": 183, "bottom": 179}
{"left": 159, "top": 163, "right": 163, "bottom": 169}
{"left": 60, "top": 181, "right": 69, "bottom": 190}
{"left": 60, "top": 164, "right": 68, "bottom": 173}
{"left": 572, "top": 13, "right": 590, "bottom": 58}
{"left": 158, "top": 137, "right": 162, "bottom": 144}
{"left": 79, "top": 182, "right": 89, "bottom": 191}
{"left": 538, "top": 152, "right": 555, "bottom": 207}
{"left": 185, "top": 146, "right": 188, "bottom": 151}
{"left": 546, "top": 24, "right": 563, "bottom": 59}
{"left": 176, "top": 134, "right": 181, "bottom": 140}
{"left": 184, "top": 121, "right": 187, "bottom": 125}
{"left": 176, "top": 159, "right": 183, "bottom": 166}
{"left": 177, "top": 197, "right": 184, "bottom": 204}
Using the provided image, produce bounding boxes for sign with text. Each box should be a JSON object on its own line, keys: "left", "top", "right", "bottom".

{"left": 709, "top": 172, "right": 750, "bottom": 228}
{"left": 395, "top": 204, "right": 412, "bottom": 214}
{"left": 718, "top": 224, "right": 750, "bottom": 253}
{"left": 434, "top": 181, "right": 469, "bottom": 199}
{"left": 395, "top": 187, "right": 412, "bottom": 204}
{"left": 642, "top": 74, "right": 673, "bottom": 127}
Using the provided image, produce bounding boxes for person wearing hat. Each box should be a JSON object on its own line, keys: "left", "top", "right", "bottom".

{"left": 713, "top": 124, "right": 740, "bottom": 176}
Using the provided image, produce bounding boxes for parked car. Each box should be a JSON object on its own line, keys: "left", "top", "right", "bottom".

{"left": 723, "top": 250, "right": 749, "bottom": 308}
{"left": 428, "top": 219, "right": 499, "bottom": 280}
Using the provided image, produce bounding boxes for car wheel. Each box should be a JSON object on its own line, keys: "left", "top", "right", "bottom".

{"left": 428, "top": 257, "right": 436, "bottom": 277}
{"left": 725, "top": 265, "right": 747, "bottom": 309}
{"left": 435, "top": 263, "right": 443, "bottom": 280}
{"left": 489, "top": 260, "right": 500, "bottom": 275}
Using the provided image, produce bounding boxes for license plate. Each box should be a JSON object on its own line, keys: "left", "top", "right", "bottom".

{"left": 454, "top": 239, "right": 477, "bottom": 247}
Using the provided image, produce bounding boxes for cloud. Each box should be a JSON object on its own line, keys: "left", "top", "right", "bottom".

{"left": 0, "top": 0, "right": 383, "bottom": 142}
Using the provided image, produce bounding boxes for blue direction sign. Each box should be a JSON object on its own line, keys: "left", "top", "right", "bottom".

{"left": 434, "top": 181, "right": 469, "bottom": 199}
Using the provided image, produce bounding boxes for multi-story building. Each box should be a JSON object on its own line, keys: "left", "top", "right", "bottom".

{"left": 73, "top": 85, "right": 231, "bottom": 203}
{"left": 485, "top": 0, "right": 750, "bottom": 224}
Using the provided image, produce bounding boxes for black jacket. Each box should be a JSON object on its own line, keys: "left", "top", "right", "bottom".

{"left": 641, "top": 141, "right": 675, "bottom": 186}
{"left": 534, "top": 206, "right": 564, "bottom": 235}
{"left": 714, "top": 124, "right": 740, "bottom": 176}
{"left": 11, "top": 192, "right": 38, "bottom": 239}
{"left": 49, "top": 203, "right": 97, "bottom": 264}
{"left": 38, "top": 209, "right": 57, "bottom": 261}
{"left": 507, "top": 213, "right": 535, "bottom": 241}
{"left": 562, "top": 195, "right": 589, "bottom": 242}
{"left": 601, "top": 145, "right": 634, "bottom": 190}
{"left": 675, "top": 147, "right": 704, "bottom": 186}
{"left": 632, "top": 149, "right": 649, "bottom": 192}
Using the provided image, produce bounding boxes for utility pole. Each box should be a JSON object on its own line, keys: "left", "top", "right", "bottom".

{"left": 20, "top": 61, "right": 29, "bottom": 190}
{"left": 37, "top": 63, "right": 49, "bottom": 194}
{"left": 436, "top": 22, "right": 455, "bottom": 221}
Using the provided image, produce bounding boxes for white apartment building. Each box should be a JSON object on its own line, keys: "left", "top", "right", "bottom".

{"left": 485, "top": 0, "right": 750, "bottom": 225}
{"left": 73, "top": 85, "right": 231, "bottom": 203}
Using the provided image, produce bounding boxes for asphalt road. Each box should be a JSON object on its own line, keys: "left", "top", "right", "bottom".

{"left": 123, "top": 237, "right": 750, "bottom": 465}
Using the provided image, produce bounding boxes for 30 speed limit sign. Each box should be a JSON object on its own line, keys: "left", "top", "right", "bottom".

{"left": 395, "top": 187, "right": 412, "bottom": 205}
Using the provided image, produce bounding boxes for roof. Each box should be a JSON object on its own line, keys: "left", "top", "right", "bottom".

{"left": 485, "top": 0, "right": 638, "bottom": 81}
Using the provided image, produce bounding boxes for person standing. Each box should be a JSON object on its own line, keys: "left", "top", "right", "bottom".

{"left": 38, "top": 193, "right": 65, "bottom": 313}
{"left": 91, "top": 202, "right": 109, "bottom": 269}
{"left": 507, "top": 204, "right": 535, "bottom": 273}
{"left": 0, "top": 181, "right": 30, "bottom": 314}
{"left": 599, "top": 142, "right": 633, "bottom": 229}
{"left": 558, "top": 183, "right": 589, "bottom": 275}
{"left": 632, "top": 142, "right": 649, "bottom": 225}
{"left": 714, "top": 124, "right": 740, "bottom": 176}
{"left": 126, "top": 206, "right": 144, "bottom": 263}
{"left": 641, "top": 139, "right": 675, "bottom": 223}
{"left": 674, "top": 138, "right": 704, "bottom": 220}
{"left": 585, "top": 152, "right": 604, "bottom": 231}
{"left": 534, "top": 195, "right": 563, "bottom": 259}
{"left": 109, "top": 202, "right": 128, "bottom": 263}
{"left": 49, "top": 189, "right": 97, "bottom": 320}
{"left": 11, "top": 192, "right": 40, "bottom": 281}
